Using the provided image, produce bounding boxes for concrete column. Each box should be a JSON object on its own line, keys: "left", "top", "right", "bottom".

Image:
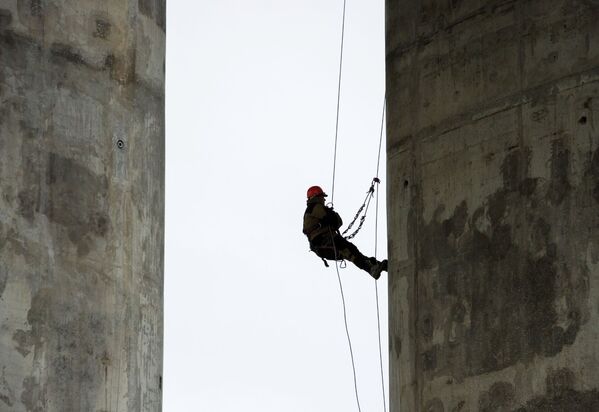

{"left": 386, "top": 0, "right": 599, "bottom": 410}
{"left": 0, "top": 0, "right": 165, "bottom": 410}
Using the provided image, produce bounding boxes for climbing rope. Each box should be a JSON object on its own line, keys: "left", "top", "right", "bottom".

{"left": 374, "top": 96, "right": 387, "bottom": 412}
{"left": 327, "top": 0, "right": 387, "bottom": 409}
{"left": 329, "top": 0, "right": 363, "bottom": 410}
{"left": 331, "top": 96, "right": 387, "bottom": 412}
{"left": 329, "top": 228, "right": 362, "bottom": 412}
{"left": 330, "top": 0, "right": 347, "bottom": 205}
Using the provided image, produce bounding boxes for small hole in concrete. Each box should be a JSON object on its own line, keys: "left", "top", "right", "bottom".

{"left": 579, "top": 116, "right": 587, "bottom": 125}
{"left": 95, "top": 19, "right": 111, "bottom": 39}
{"left": 403, "top": 180, "right": 409, "bottom": 188}
{"left": 159, "top": 375, "right": 162, "bottom": 390}
{"left": 116, "top": 139, "right": 125, "bottom": 149}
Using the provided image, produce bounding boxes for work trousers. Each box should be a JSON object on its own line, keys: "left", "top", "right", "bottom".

{"left": 310, "top": 231, "right": 375, "bottom": 272}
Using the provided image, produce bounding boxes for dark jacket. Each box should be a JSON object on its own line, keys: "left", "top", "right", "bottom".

{"left": 303, "top": 197, "right": 343, "bottom": 242}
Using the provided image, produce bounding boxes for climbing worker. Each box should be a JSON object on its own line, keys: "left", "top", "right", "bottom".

{"left": 303, "top": 185, "right": 388, "bottom": 280}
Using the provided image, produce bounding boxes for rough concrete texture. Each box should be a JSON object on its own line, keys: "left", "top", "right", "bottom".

{"left": 386, "top": 0, "right": 599, "bottom": 410}
{"left": 0, "top": 0, "right": 165, "bottom": 411}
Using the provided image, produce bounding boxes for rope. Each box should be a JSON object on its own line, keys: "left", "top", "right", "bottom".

{"left": 375, "top": 95, "right": 386, "bottom": 179}
{"left": 374, "top": 96, "right": 387, "bottom": 412}
{"left": 327, "top": 0, "right": 386, "bottom": 409}
{"left": 329, "top": 228, "right": 362, "bottom": 412}
{"left": 330, "top": 0, "right": 347, "bottom": 205}
{"left": 328, "top": 1, "right": 361, "bottom": 410}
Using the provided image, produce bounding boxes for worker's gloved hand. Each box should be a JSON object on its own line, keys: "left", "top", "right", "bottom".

{"left": 322, "top": 209, "right": 343, "bottom": 230}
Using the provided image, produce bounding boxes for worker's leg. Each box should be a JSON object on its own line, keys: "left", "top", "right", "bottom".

{"left": 333, "top": 235, "right": 375, "bottom": 273}
{"left": 309, "top": 234, "right": 337, "bottom": 260}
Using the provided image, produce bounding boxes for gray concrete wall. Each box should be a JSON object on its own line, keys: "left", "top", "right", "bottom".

{"left": 386, "top": 0, "right": 599, "bottom": 410}
{"left": 0, "top": 0, "right": 165, "bottom": 410}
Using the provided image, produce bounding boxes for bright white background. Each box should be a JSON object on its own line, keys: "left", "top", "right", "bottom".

{"left": 165, "top": 1, "right": 387, "bottom": 410}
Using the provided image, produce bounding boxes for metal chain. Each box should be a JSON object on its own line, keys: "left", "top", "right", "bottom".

{"left": 341, "top": 178, "right": 380, "bottom": 240}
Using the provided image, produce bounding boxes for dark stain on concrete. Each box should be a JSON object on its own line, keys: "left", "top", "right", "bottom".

{"left": 138, "top": 0, "right": 166, "bottom": 31}
{"left": 44, "top": 153, "right": 110, "bottom": 255}
{"left": 500, "top": 150, "right": 520, "bottom": 190}
{"left": 50, "top": 43, "right": 87, "bottom": 66}
{"left": 1, "top": 22, "right": 140, "bottom": 88}
{"left": 14, "top": 135, "right": 43, "bottom": 225}
{"left": 422, "top": 346, "right": 437, "bottom": 371}
{"left": 519, "top": 177, "right": 538, "bottom": 197}
{"left": 0, "top": 265, "right": 7, "bottom": 299}
{"left": 451, "top": 400, "right": 466, "bottom": 411}
{"left": 413, "top": 147, "right": 591, "bottom": 379}
{"left": 444, "top": 200, "right": 468, "bottom": 238}
{"left": 1, "top": 28, "right": 38, "bottom": 55}
{"left": 91, "top": 212, "right": 109, "bottom": 237}
{"left": 547, "top": 139, "right": 571, "bottom": 206}
{"left": 588, "top": 148, "right": 599, "bottom": 203}
{"left": 530, "top": 217, "right": 551, "bottom": 254}
{"left": 26, "top": 288, "right": 51, "bottom": 343}
{"left": 103, "top": 53, "right": 115, "bottom": 70}
{"left": 0, "top": 9, "right": 12, "bottom": 30}
{"left": 391, "top": 333, "right": 401, "bottom": 358}
{"left": 422, "top": 313, "right": 434, "bottom": 339}
{"left": 0, "top": 393, "right": 11, "bottom": 407}
{"left": 0, "top": 367, "right": 14, "bottom": 407}
{"left": 19, "top": 119, "right": 39, "bottom": 140}
{"left": 479, "top": 381, "right": 515, "bottom": 412}
{"left": 16, "top": 288, "right": 110, "bottom": 410}
{"left": 524, "top": 255, "right": 560, "bottom": 357}
{"left": 138, "top": 0, "right": 153, "bottom": 19}
{"left": 107, "top": 50, "right": 137, "bottom": 85}
{"left": 13, "top": 329, "right": 34, "bottom": 357}
{"left": 425, "top": 397, "right": 445, "bottom": 412}
{"left": 17, "top": 190, "right": 37, "bottom": 222}
{"left": 514, "top": 368, "right": 599, "bottom": 411}
{"left": 546, "top": 368, "right": 576, "bottom": 396}
{"left": 20, "top": 376, "right": 45, "bottom": 412}
{"left": 0, "top": 222, "right": 6, "bottom": 251}
{"left": 157, "top": 0, "right": 166, "bottom": 31}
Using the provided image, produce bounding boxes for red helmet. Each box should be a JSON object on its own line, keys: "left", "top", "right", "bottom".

{"left": 307, "top": 185, "right": 327, "bottom": 199}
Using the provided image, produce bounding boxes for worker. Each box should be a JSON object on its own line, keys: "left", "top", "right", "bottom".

{"left": 303, "top": 185, "right": 388, "bottom": 280}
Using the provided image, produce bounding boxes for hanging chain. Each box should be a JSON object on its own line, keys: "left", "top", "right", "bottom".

{"left": 341, "top": 178, "right": 380, "bottom": 240}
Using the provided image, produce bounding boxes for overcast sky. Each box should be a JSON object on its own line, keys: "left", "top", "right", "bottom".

{"left": 164, "top": 1, "right": 387, "bottom": 410}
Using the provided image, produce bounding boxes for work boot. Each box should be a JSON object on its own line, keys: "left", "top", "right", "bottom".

{"left": 369, "top": 260, "right": 386, "bottom": 280}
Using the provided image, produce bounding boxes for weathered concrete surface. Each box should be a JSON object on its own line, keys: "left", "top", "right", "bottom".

{"left": 386, "top": 0, "right": 599, "bottom": 410}
{"left": 0, "top": 0, "right": 165, "bottom": 411}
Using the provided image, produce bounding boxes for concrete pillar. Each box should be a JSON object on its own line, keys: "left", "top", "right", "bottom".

{"left": 0, "top": 0, "right": 164, "bottom": 410}
{"left": 386, "top": 0, "right": 599, "bottom": 410}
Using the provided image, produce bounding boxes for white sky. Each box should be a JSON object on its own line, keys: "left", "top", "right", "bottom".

{"left": 164, "top": 1, "right": 387, "bottom": 411}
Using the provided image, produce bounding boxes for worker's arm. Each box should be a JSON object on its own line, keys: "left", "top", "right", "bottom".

{"left": 319, "top": 204, "right": 343, "bottom": 230}
{"left": 303, "top": 202, "right": 343, "bottom": 238}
